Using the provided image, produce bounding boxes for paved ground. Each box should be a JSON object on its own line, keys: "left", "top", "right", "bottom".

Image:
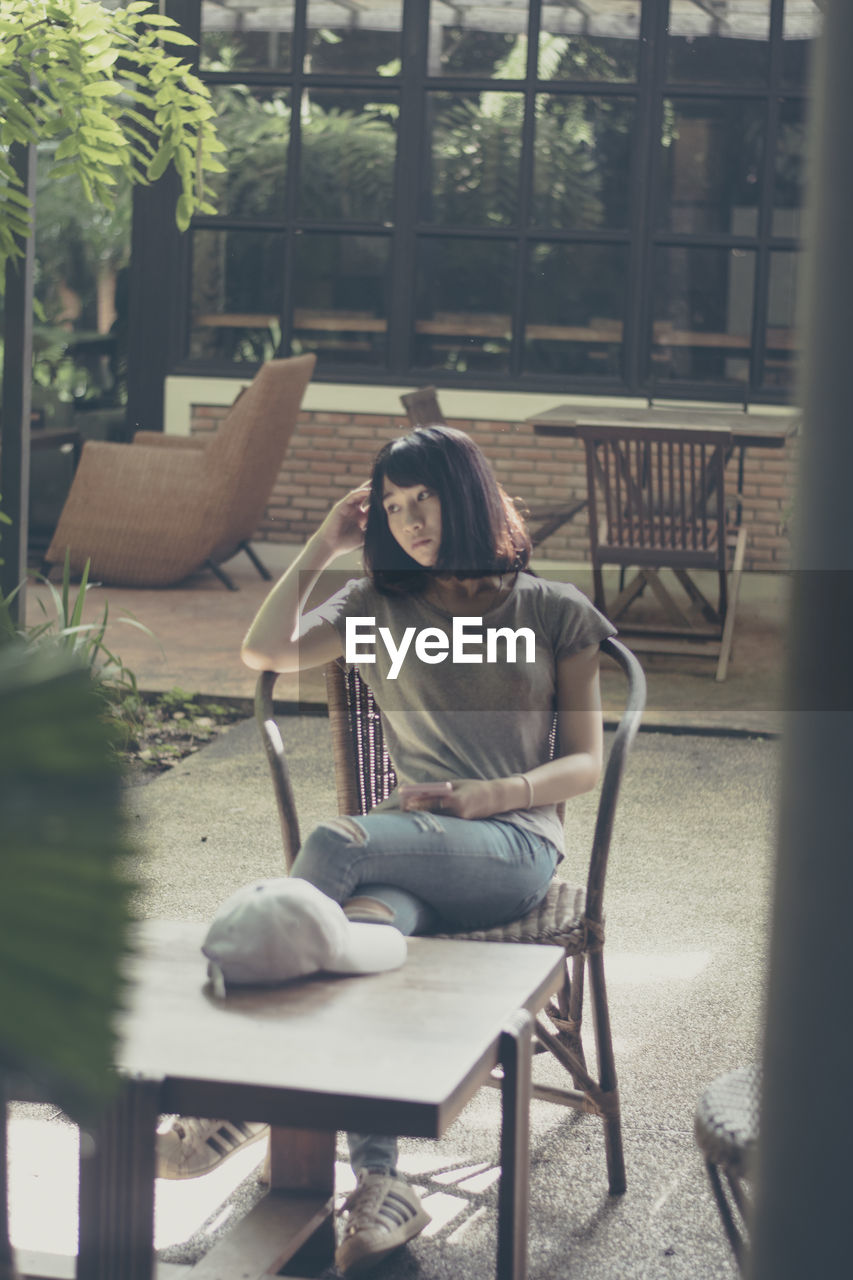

{"left": 25, "top": 541, "right": 789, "bottom": 734}
{"left": 11, "top": 546, "right": 786, "bottom": 1277}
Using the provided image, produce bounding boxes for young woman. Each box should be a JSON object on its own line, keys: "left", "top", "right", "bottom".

{"left": 160, "top": 425, "right": 615, "bottom": 1276}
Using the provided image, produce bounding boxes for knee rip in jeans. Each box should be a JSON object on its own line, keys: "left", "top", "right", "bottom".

{"left": 410, "top": 809, "right": 445, "bottom": 834}
{"left": 318, "top": 816, "right": 369, "bottom": 846}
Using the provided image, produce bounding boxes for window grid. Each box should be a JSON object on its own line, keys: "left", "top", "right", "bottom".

{"left": 177, "top": 0, "right": 812, "bottom": 402}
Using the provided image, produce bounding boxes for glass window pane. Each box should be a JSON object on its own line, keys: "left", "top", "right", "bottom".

{"left": 189, "top": 230, "right": 283, "bottom": 363}
{"left": 762, "top": 250, "right": 799, "bottom": 391}
{"left": 424, "top": 92, "right": 524, "bottom": 227}
{"left": 292, "top": 233, "right": 391, "bottom": 367}
{"left": 298, "top": 91, "right": 398, "bottom": 222}
{"left": 206, "top": 86, "right": 289, "bottom": 218}
{"left": 427, "top": 0, "right": 529, "bottom": 79}
{"left": 306, "top": 0, "right": 402, "bottom": 76}
{"left": 539, "top": 1, "right": 641, "bottom": 82}
{"left": 413, "top": 238, "right": 515, "bottom": 374}
{"left": 33, "top": 170, "right": 132, "bottom": 410}
{"left": 533, "top": 95, "right": 635, "bottom": 230}
{"left": 773, "top": 99, "right": 807, "bottom": 239}
{"left": 651, "top": 247, "right": 756, "bottom": 387}
{"left": 659, "top": 99, "right": 764, "bottom": 236}
{"left": 782, "top": 0, "right": 823, "bottom": 88}
{"left": 666, "top": 0, "right": 771, "bottom": 85}
{"left": 200, "top": 1, "right": 294, "bottom": 72}
{"left": 524, "top": 243, "right": 629, "bottom": 378}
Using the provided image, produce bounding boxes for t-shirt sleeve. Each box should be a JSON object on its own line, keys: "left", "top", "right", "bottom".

{"left": 311, "top": 576, "right": 374, "bottom": 645}
{"left": 550, "top": 583, "right": 617, "bottom": 661}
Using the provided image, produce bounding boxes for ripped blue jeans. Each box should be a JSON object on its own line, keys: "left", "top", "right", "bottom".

{"left": 290, "top": 809, "right": 558, "bottom": 1176}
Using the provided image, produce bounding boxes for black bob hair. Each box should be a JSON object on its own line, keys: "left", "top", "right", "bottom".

{"left": 362, "top": 424, "right": 532, "bottom": 595}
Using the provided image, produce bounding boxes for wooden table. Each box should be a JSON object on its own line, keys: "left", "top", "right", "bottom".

{"left": 527, "top": 403, "right": 799, "bottom": 528}
{"left": 25, "top": 922, "right": 564, "bottom": 1280}
{"left": 528, "top": 403, "right": 798, "bottom": 450}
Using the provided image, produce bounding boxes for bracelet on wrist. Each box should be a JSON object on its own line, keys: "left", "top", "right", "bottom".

{"left": 514, "top": 772, "right": 534, "bottom": 810}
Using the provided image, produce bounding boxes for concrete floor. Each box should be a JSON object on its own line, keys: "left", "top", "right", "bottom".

{"left": 11, "top": 545, "right": 786, "bottom": 1278}
{"left": 24, "top": 541, "right": 789, "bottom": 734}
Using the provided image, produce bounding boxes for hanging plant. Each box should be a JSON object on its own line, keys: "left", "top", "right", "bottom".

{"left": 0, "top": 0, "right": 224, "bottom": 284}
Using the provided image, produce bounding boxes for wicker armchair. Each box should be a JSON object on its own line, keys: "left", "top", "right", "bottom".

{"left": 44, "top": 354, "right": 316, "bottom": 589}
{"left": 255, "top": 635, "right": 646, "bottom": 1195}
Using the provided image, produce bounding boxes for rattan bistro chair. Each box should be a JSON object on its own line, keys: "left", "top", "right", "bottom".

{"left": 255, "top": 636, "right": 646, "bottom": 1195}
{"left": 694, "top": 1064, "right": 761, "bottom": 1271}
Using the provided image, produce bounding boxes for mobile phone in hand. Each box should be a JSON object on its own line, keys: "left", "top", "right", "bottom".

{"left": 399, "top": 781, "right": 453, "bottom": 801}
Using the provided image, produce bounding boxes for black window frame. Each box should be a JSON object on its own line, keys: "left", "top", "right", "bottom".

{"left": 149, "top": 0, "right": 811, "bottom": 406}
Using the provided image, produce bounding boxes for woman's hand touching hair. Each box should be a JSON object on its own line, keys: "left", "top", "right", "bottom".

{"left": 241, "top": 484, "right": 370, "bottom": 674}
{"left": 314, "top": 483, "right": 371, "bottom": 560}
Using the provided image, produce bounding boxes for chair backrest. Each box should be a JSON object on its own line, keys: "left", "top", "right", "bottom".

{"left": 205, "top": 354, "right": 316, "bottom": 562}
{"left": 578, "top": 423, "right": 732, "bottom": 573}
{"left": 256, "top": 636, "right": 646, "bottom": 924}
{"left": 400, "top": 386, "right": 447, "bottom": 427}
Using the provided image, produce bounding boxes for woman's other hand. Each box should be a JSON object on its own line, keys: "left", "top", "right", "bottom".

{"left": 315, "top": 484, "right": 371, "bottom": 559}
{"left": 404, "top": 778, "right": 505, "bottom": 821}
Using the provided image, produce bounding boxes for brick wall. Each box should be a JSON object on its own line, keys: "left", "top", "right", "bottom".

{"left": 190, "top": 405, "right": 796, "bottom": 571}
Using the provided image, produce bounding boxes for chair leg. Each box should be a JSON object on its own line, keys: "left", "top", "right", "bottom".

{"left": 565, "top": 953, "right": 588, "bottom": 1078}
{"left": 716, "top": 525, "right": 747, "bottom": 682}
{"left": 544, "top": 954, "right": 588, "bottom": 1088}
{"left": 606, "top": 569, "right": 649, "bottom": 621}
{"left": 240, "top": 539, "right": 273, "bottom": 580}
{"left": 704, "top": 1159, "right": 748, "bottom": 1271}
{"left": 673, "top": 569, "right": 721, "bottom": 626}
{"left": 591, "top": 565, "right": 607, "bottom": 613}
{"left": 206, "top": 559, "right": 239, "bottom": 591}
{"left": 586, "top": 949, "right": 626, "bottom": 1195}
{"left": 645, "top": 570, "right": 694, "bottom": 628}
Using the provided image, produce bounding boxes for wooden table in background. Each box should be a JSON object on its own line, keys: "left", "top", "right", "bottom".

{"left": 526, "top": 403, "right": 799, "bottom": 528}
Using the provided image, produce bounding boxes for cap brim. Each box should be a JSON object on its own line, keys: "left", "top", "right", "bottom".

{"left": 327, "top": 922, "right": 407, "bottom": 975}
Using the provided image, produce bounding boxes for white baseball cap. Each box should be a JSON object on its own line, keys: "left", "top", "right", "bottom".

{"left": 202, "top": 878, "right": 407, "bottom": 992}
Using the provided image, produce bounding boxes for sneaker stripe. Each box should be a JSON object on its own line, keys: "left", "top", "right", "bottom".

{"left": 385, "top": 1192, "right": 418, "bottom": 1218}
{"left": 378, "top": 1204, "right": 409, "bottom": 1224}
{"left": 215, "top": 1125, "right": 241, "bottom": 1149}
{"left": 336, "top": 1172, "right": 431, "bottom": 1274}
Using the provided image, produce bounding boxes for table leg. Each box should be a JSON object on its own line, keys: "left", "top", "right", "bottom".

{"left": 267, "top": 1126, "right": 335, "bottom": 1195}
{"left": 77, "top": 1075, "right": 161, "bottom": 1280}
{"left": 735, "top": 444, "right": 746, "bottom": 528}
{"left": 497, "top": 1011, "right": 533, "bottom": 1280}
{"left": 267, "top": 1128, "right": 336, "bottom": 1273}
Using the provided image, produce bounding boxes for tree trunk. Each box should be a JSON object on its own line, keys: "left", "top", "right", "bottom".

{"left": 0, "top": 141, "right": 36, "bottom": 626}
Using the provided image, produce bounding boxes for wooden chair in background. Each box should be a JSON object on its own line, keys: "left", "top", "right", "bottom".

{"left": 399, "top": 386, "right": 587, "bottom": 548}
{"left": 578, "top": 423, "right": 748, "bottom": 681}
{"left": 255, "top": 636, "right": 646, "bottom": 1196}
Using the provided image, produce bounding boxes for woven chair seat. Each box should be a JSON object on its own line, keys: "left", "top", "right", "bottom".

{"left": 694, "top": 1064, "right": 761, "bottom": 1178}
{"left": 436, "top": 879, "right": 588, "bottom": 950}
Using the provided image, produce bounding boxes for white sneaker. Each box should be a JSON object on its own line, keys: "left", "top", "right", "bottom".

{"left": 336, "top": 1169, "right": 431, "bottom": 1275}
{"left": 156, "top": 1115, "right": 268, "bottom": 1179}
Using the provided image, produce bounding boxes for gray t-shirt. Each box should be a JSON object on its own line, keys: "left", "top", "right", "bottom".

{"left": 314, "top": 572, "right": 616, "bottom": 854}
